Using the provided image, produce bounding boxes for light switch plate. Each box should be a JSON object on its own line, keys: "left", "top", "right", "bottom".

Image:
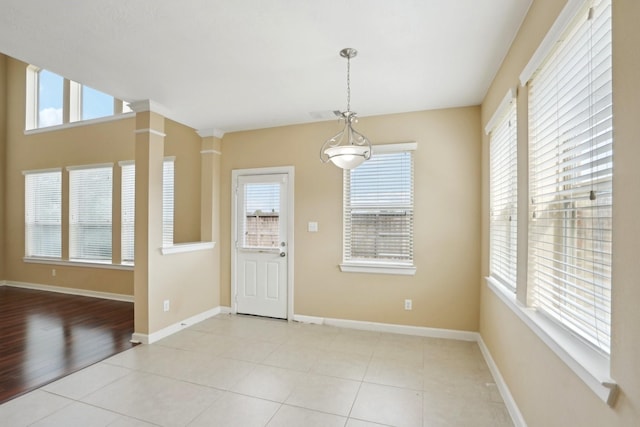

{"left": 308, "top": 221, "right": 318, "bottom": 232}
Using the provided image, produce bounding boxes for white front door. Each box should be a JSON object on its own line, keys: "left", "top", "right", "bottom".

{"left": 233, "top": 171, "right": 289, "bottom": 319}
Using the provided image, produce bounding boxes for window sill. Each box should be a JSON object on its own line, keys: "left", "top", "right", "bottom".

{"left": 340, "top": 263, "right": 416, "bottom": 276}
{"left": 23, "top": 257, "right": 134, "bottom": 271}
{"left": 160, "top": 241, "right": 216, "bottom": 255}
{"left": 485, "top": 276, "right": 618, "bottom": 407}
{"left": 24, "top": 112, "right": 135, "bottom": 135}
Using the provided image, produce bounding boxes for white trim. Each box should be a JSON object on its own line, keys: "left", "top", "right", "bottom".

{"left": 371, "top": 141, "right": 417, "bottom": 154}
{"left": 200, "top": 149, "right": 222, "bottom": 155}
{"left": 25, "top": 65, "right": 39, "bottom": 130}
{"left": 485, "top": 88, "right": 515, "bottom": 134}
{"left": 293, "top": 314, "right": 478, "bottom": 341}
{"left": 23, "top": 257, "right": 134, "bottom": 271}
{"left": 131, "top": 306, "right": 221, "bottom": 344}
{"left": 160, "top": 241, "right": 215, "bottom": 255}
{"left": 519, "top": 0, "right": 588, "bottom": 85}
{"left": 4, "top": 281, "right": 134, "bottom": 302}
{"left": 128, "top": 100, "right": 171, "bottom": 117}
{"left": 196, "top": 128, "right": 225, "bottom": 139}
{"left": 118, "top": 160, "right": 134, "bottom": 167}
{"left": 293, "top": 315, "right": 325, "bottom": 325}
{"left": 339, "top": 263, "right": 416, "bottom": 276}
{"left": 134, "top": 128, "right": 166, "bottom": 138}
{"left": 486, "top": 277, "right": 618, "bottom": 406}
{"left": 69, "top": 81, "right": 82, "bottom": 123}
{"left": 65, "top": 162, "right": 114, "bottom": 171}
{"left": 231, "top": 166, "right": 295, "bottom": 320}
{"left": 24, "top": 112, "right": 135, "bottom": 135}
{"left": 477, "top": 335, "right": 527, "bottom": 427}
{"left": 218, "top": 306, "right": 232, "bottom": 314}
{"left": 22, "top": 167, "right": 63, "bottom": 175}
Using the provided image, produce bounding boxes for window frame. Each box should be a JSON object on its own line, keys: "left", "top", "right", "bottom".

{"left": 67, "top": 163, "right": 114, "bottom": 264}
{"left": 487, "top": 90, "right": 518, "bottom": 292}
{"left": 486, "top": 0, "right": 616, "bottom": 406}
{"left": 25, "top": 66, "right": 131, "bottom": 132}
{"left": 119, "top": 161, "right": 135, "bottom": 264}
{"left": 162, "top": 157, "right": 175, "bottom": 248}
{"left": 340, "top": 142, "right": 417, "bottom": 276}
{"left": 23, "top": 168, "right": 63, "bottom": 260}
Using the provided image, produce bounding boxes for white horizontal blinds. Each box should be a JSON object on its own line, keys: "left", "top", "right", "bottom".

{"left": 121, "top": 163, "right": 135, "bottom": 263}
{"left": 162, "top": 159, "right": 175, "bottom": 247}
{"left": 528, "top": 0, "right": 612, "bottom": 354}
{"left": 24, "top": 170, "right": 62, "bottom": 258}
{"left": 344, "top": 150, "right": 414, "bottom": 264}
{"left": 242, "top": 182, "right": 281, "bottom": 249}
{"left": 489, "top": 101, "right": 518, "bottom": 291}
{"left": 69, "top": 166, "right": 113, "bottom": 262}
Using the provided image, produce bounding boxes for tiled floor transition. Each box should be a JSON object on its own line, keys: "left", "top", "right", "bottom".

{"left": 0, "top": 314, "right": 514, "bottom": 426}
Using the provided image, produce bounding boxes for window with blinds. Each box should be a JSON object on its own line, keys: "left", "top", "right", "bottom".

{"left": 120, "top": 162, "right": 135, "bottom": 263}
{"left": 69, "top": 165, "right": 113, "bottom": 262}
{"left": 24, "top": 169, "right": 62, "bottom": 258}
{"left": 489, "top": 101, "right": 518, "bottom": 291}
{"left": 162, "top": 158, "right": 175, "bottom": 247}
{"left": 343, "top": 145, "right": 414, "bottom": 266}
{"left": 527, "top": 0, "right": 612, "bottom": 354}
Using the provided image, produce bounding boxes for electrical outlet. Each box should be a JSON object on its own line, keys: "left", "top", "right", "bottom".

{"left": 163, "top": 300, "right": 170, "bottom": 312}
{"left": 404, "top": 299, "right": 412, "bottom": 310}
{"left": 51, "top": 269, "right": 56, "bottom": 277}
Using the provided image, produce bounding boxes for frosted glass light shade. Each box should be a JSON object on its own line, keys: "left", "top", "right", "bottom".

{"left": 324, "top": 145, "right": 370, "bottom": 169}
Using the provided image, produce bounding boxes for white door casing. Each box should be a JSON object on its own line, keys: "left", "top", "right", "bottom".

{"left": 231, "top": 167, "right": 294, "bottom": 319}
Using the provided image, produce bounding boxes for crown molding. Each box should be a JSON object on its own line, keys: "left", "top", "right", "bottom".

{"left": 197, "top": 128, "right": 225, "bottom": 139}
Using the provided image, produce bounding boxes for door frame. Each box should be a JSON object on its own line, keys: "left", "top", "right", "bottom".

{"left": 231, "top": 166, "right": 295, "bottom": 320}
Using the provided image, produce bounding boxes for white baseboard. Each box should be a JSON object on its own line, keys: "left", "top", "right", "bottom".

{"left": 218, "top": 305, "right": 232, "bottom": 314}
{"left": 4, "top": 280, "right": 134, "bottom": 302}
{"left": 477, "top": 335, "right": 527, "bottom": 427}
{"left": 292, "top": 314, "right": 324, "bottom": 325}
{"left": 132, "top": 306, "right": 222, "bottom": 344}
{"left": 292, "top": 314, "right": 478, "bottom": 342}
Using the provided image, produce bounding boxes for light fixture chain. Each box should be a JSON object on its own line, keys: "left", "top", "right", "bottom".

{"left": 346, "top": 54, "right": 351, "bottom": 112}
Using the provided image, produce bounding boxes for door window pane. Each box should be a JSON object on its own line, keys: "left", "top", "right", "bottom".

{"left": 242, "top": 183, "right": 280, "bottom": 249}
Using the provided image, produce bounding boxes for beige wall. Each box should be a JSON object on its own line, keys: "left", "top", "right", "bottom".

{"left": 221, "top": 107, "right": 482, "bottom": 331}
{"left": 2, "top": 57, "right": 202, "bottom": 298}
{"left": 480, "top": 0, "right": 640, "bottom": 425}
{"left": 165, "top": 119, "right": 202, "bottom": 243}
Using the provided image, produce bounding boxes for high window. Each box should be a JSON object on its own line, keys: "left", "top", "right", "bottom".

{"left": 24, "top": 169, "right": 62, "bottom": 258}
{"left": 25, "top": 66, "right": 129, "bottom": 130}
{"left": 342, "top": 143, "right": 416, "bottom": 275}
{"left": 68, "top": 165, "right": 113, "bottom": 263}
{"left": 526, "top": 0, "right": 612, "bottom": 354}
{"left": 488, "top": 95, "right": 518, "bottom": 291}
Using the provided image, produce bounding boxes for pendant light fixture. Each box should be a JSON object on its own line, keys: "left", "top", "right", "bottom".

{"left": 320, "top": 48, "right": 372, "bottom": 169}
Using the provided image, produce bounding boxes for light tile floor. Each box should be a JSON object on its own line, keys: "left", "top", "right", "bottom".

{"left": 0, "top": 314, "right": 514, "bottom": 427}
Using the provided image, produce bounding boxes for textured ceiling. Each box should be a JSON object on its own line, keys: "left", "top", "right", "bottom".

{"left": 0, "top": 0, "right": 532, "bottom": 134}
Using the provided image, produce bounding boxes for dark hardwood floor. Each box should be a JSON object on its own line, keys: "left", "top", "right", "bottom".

{"left": 0, "top": 286, "right": 135, "bottom": 404}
